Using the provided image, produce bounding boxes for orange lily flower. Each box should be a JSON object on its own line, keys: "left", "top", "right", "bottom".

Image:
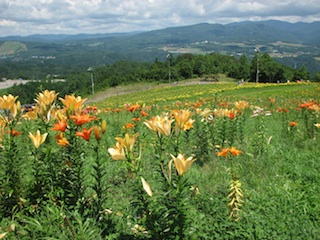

{"left": 299, "top": 101, "right": 314, "bottom": 109}
{"left": 7, "top": 128, "right": 23, "bottom": 136}
{"left": 141, "top": 110, "right": 149, "bottom": 117}
{"left": 70, "top": 113, "right": 95, "bottom": 126}
{"left": 75, "top": 127, "right": 93, "bottom": 141}
{"left": 55, "top": 133, "right": 70, "bottom": 146}
{"left": 229, "top": 147, "right": 242, "bottom": 156}
{"left": 216, "top": 148, "right": 230, "bottom": 157}
{"left": 123, "top": 122, "right": 136, "bottom": 129}
{"left": 289, "top": 121, "right": 298, "bottom": 127}
{"left": 126, "top": 104, "right": 140, "bottom": 112}
{"left": 51, "top": 121, "right": 68, "bottom": 132}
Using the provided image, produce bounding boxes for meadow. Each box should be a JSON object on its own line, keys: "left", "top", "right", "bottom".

{"left": 0, "top": 81, "right": 319, "bottom": 239}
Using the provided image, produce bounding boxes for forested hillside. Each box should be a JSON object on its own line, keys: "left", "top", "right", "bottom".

{"left": 0, "top": 52, "right": 315, "bottom": 104}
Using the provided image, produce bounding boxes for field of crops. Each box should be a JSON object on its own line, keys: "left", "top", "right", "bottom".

{"left": 0, "top": 82, "right": 320, "bottom": 239}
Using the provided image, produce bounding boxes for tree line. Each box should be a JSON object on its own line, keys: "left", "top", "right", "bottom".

{"left": 1, "top": 52, "right": 318, "bottom": 104}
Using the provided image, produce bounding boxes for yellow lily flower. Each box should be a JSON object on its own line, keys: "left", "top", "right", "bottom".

{"left": 108, "top": 142, "right": 126, "bottom": 160}
{"left": 9, "top": 100, "right": 21, "bottom": 119}
{"left": 55, "top": 109, "right": 68, "bottom": 122}
{"left": 116, "top": 133, "right": 138, "bottom": 152}
{"left": 144, "top": 115, "right": 174, "bottom": 137}
{"left": 59, "top": 94, "right": 87, "bottom": 114}
{"left": 28, "top": 130, "right": 48, "bottom": 149}
{"left": 34, "top": 90, "right": 58, "bottom": 106}
{"left": 234, "top": 100, "right": 249, "bottom": 110}
{"left": 22, "top": 108, "right": 37, "bottom": 120}
{"left": 141, "top": 177, "right": 152, "bottom": 197}
{"left": 172, "top": 109, "right": 193, "bottom": 134}
{"left": 170, "top": 153, "right": 196, "bottom": 176}
{"left": 0, "top": 94, "right": 22, "bottom": 123}
{"left": 0, "top": 94, "right": 18, "bottom": 111}
{"left": 183, "top": 118, "right": 195, "bottom": 131}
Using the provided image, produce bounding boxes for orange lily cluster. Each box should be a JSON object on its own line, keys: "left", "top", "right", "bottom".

{"left": 216, "top": 147, "right": 242, "bottom": 157}
{"left": 23, "top": 91, "right": 106, "bottom": 146}
{"left": 298, "top": 100, "right": 320, "bottom": 111}
{"left": 277, "top": 108, "right": 289, "bottom": 113}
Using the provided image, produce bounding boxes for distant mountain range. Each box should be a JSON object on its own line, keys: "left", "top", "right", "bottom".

{"left": 1, "top": 20, "right": 319, "bottom": 45}
{"left": 1, "top": 20, "right": 320, "bottom": 76}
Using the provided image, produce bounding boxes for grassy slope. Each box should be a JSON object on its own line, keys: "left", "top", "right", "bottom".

{"left": 87, "top": 80, "right": 318, "bottom": 108}
{"left": 0, "top": 42, "right": 27, "bottom": 56}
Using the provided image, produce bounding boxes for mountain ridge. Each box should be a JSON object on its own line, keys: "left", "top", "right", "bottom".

{"left": 1, "top": 20, "right": 319, "bottom": 45}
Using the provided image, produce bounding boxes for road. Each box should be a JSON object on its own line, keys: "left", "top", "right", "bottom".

{"left": 0, "top": 80, "right": 31, "bottom": 90}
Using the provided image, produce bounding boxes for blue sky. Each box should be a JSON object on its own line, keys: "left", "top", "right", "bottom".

{"left": 0, "top": 0, "right": 319, "bottom": 37}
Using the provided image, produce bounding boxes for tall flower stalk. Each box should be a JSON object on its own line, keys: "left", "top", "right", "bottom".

{"left": 141, "top": 153, "right": 196, "bottom": 239}
{"left": 0, "top": 94, "right": 24, "bottom": 217}
{"left": 108, "top": 132, "right": 140, "bottom": 177}
{"left": 90, "top": 122, "right": 108, "bottom": 220}
{"left": 216, "top": 146, "right": 244, "bottom": 221}
{"left": 50, "top": 94, "right": 90, "bottom": 210}
{"left": 144, "top": 114, "right": 174, "bottom": 165}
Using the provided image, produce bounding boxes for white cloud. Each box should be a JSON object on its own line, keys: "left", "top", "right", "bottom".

{"left": 0, "top": 0, "right": 319, "bottom": 37}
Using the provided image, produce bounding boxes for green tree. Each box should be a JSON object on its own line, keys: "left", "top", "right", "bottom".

{"left": 238, "top": 54, "right": 250, "bottom": 81}
{"left": 293, "top": 64, "right": 310, "bottom": 81}
{"left": 313, "top": 72, "right": 320, "bottom": 82}
{"left": 177, "top": 61, "right": 193, "bottom": 79}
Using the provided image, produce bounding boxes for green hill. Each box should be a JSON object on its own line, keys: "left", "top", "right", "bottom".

{"left": 0, "top": 41, "right": 27, "bottom": 57}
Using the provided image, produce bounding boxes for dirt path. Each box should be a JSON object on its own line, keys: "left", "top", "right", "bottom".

{"left": 0, "top": 78, "right": 218, "bottom": 104}
{"left": 85, "top": 79, "right": 207, "bottom": 104}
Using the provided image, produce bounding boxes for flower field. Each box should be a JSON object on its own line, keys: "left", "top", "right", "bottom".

{"left": 0, "top": 82, "right": 320, "bottom": 239}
